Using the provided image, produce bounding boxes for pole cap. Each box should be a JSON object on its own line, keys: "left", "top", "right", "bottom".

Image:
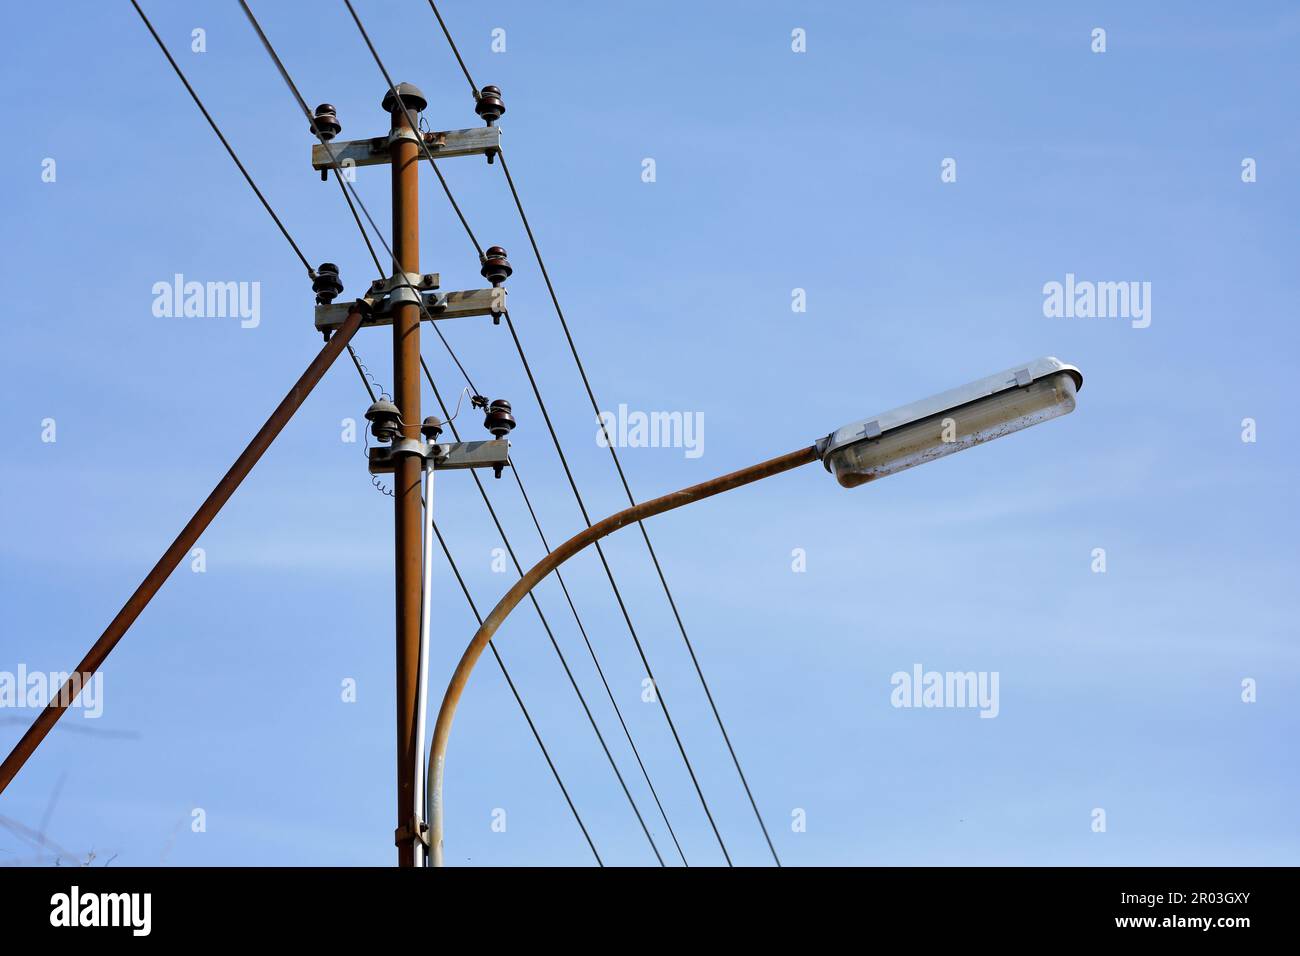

{"left": 382, "top": 81, "right": 428, "bottom": 114}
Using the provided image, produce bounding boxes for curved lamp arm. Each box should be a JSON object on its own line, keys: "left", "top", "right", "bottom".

{"left": 427, "top": 443, "right": 819, "bottom": 866}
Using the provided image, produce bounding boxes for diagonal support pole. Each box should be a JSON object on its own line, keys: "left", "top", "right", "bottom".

{"left": 0, "top": 304, "right": 367, "bottom": 795}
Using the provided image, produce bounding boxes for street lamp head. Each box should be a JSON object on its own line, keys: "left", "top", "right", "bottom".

{"left": 817, "top": 356, "right": 1082, "bottom": 488}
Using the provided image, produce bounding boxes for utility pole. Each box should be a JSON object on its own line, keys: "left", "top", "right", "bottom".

{"left": 0, "top": 75, "right": 515, "bottom": 864}
{"left": 311, "top": 83, "right": 512, "bottom": 866}
{"left": 387, "top": 81, "right": 425, "bottom": 870}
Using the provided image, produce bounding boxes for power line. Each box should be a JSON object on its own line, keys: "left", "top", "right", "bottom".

{"left": 501, "top": 310, "right": 733, "bottom": 864}
{"left": 135, "top": 0, "right": 392, "bottom": 413}
{"left": 421, "top": 359, "right": 668, "bottom": 866}
{"left": 235, "top": 0, "right": 389, "bottom": 263}
{"left": 333, "top": 170, "right": 385, "bottom": 275}
{"left": 415, "top": 1, "right": 778, "bottom": 864}
{"left": 499, "top": 147, "right": 780, "bottom": 864}
{"left": 508, "top": 461, "right": 689, "bottom": 865}
{"left": 407, "top": 316, "right": 689, "bottom": 859}
{"left": 342, "top": 0, "right": 483, "bottom": 257}
{"left": 132, "top": 0, "right": 392, "bottom": 444}
{"left": 129, "top": 0, "right": 312, "bottom": 276}
{"left": 426, "top": 0, "right": 479, "bottom": 99}
{"left": 418, "top": 313, "right": 691, "bottom": 865}
{"left": 238, "top": 0, "right": 488, "bottom": 410}
{"left": 237, "top": 0, "right": 483, "bottom": 398}
{"left": 429, "top": 521, "right": 602, "bottom": 866}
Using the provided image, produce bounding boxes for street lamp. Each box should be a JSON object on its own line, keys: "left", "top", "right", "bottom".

{"left": 425, "top": 356, "right": 1083, "bottom": 866}
{"left": 820, "top": 356, "right": 1082, "bottom": 487}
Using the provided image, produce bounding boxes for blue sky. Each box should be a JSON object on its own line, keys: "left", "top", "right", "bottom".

{"left": 1, "top": 0, "right": 1297, "bottom": 866}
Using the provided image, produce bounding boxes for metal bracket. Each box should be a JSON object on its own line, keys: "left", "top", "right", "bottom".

{"left": 386, "top": 437, "right": 430, "bottom": 462}
{"left": 313, "top": 126, "right": 501, "bottom": 172}
{"left": 386, "top": 127, "right": 422, "bottom": 148}
{"left": 365, "top": 271, "right": 440, "bottom": 309}
{"left": 394, "top": 817, "right": 430, "bottom": 849}
{"left": 371, "top": 271, "right": 439, "bottom": 293}
{"left": 316, "top": 287, "right": 505, "bottom": 333}
{"left": 368, "top": 439, "right": 511, "bottom": 476}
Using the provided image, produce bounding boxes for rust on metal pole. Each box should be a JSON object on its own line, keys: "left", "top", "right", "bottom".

{"left": 388, "top": 83, "right": 424, "bottom": 868}
{"left": 0, "top": 304, "right": 367, "bottom": 796}
{"left": 427, "top": 443, "right": 821, "bottom": 865}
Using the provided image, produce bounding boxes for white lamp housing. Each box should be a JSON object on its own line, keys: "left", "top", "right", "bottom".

{"left": 819, "top": 357, "right": 1083, "bottom": 488}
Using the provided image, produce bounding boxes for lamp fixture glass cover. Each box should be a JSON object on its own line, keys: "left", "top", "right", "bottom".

{"left": 820, "top": 357, "right": 1082, "bottom": 488}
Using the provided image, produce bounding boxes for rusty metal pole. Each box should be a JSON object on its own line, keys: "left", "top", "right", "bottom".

{"left": 0, "top": 304, "right": 366, "bottom": 796}
{"left": 387, "top": 83, "right": 425, "bottom": 868}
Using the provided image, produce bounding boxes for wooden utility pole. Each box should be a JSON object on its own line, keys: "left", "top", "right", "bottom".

{"left": 387, "top": 81, "right": 425, "bottom": 869}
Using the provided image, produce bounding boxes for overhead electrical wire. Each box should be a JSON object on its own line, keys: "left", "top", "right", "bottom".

{"left": 235, "top": 0, "right": 458, "bottom": 350}
{"left": 500, "top": 310, "right": 731, "bottom": 863}
{"left": 425, "top": 0, "right": 479, "bottom": 99}
{"left": 342, "top": 0, "right": 484, "bottom": 257}
{"left": 506, "top": 460, "right": 689, "bottom": 865}
{"left": 416, "top": 0, "right": 759, "bottom": 868}
{"left": 427, "top": 521, "right": 602, "bottom": 865}
{"left": 501, "top": 151, "right": 779, "bottom": 863}
{"left": 132, "top": 0, "right": 387, "bottom": 456}
{"left": 424, "top": 0, "right": 781, "bottom": 866}
{"left": 128, "top": 0, "right": 312, "bottom": 276}
{"left": 420, "top": 359, "right": 670, "bottom": 866}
